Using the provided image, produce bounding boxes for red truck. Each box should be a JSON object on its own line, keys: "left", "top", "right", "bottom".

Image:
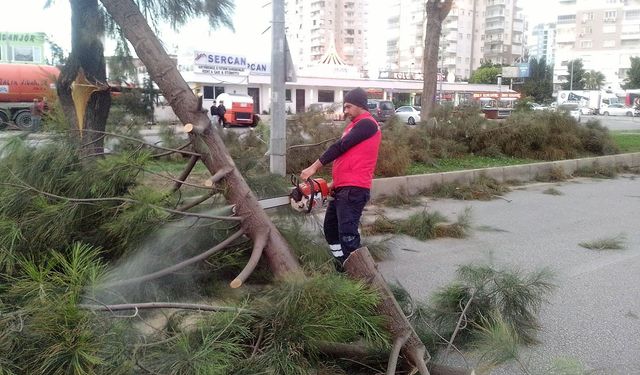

{"left": 0, "top": 63, "right": 60, "bottom": 129}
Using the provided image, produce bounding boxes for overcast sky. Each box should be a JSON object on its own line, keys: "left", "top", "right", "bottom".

{"left": 6, "top": 0, "right": 552, "bottom": 71}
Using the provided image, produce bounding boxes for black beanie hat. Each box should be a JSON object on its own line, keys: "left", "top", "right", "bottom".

{"left": 344, "top": 87, "right": 368, "bottom": 110}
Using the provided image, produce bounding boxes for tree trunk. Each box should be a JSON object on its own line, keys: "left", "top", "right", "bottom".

{"left": 99, "top": 0, "right": 300, "bottom": 278}
{"left": 57, "top": 0, "right": 111, "bottom": 154}
{"left": 344, "top": 247, "right": 431, "bottom": 375}
{"left": 421, "top": 0, "right": 454, "bottom": 121}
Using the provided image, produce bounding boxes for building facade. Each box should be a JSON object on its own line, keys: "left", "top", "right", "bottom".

{"left": 285, "top": 0, "right": 368, "bottom": 75}
{"left": 385, "top": 0, "right": 525, "bottom": 81}
{"left": 528, "top": 23, "right": 557, "bottom": 64}
{"left": 553, "top": 0, "right": 640, "bottom": 92}
{"left": 0, "top": 32, "right": 46, "bottom": 64}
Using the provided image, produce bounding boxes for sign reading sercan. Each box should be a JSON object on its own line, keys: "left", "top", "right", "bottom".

{"left": 193, "top": 51, "right": 270, "bottom": 76}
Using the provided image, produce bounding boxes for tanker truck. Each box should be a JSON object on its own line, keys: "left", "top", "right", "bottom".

{"left": 0, "top": 64, "right": 60, "bottom": 129}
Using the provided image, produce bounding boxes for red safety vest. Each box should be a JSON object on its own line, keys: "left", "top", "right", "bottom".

{"left": 332, "top": 112, "right": 381, "bottom": 189}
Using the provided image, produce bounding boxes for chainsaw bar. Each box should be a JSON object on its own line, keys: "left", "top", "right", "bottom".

{"left": 258, "top": 195, "right": 291, "bottom": 209}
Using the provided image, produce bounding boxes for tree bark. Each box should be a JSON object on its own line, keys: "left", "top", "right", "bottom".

{"left": 57, "top": 0, "right": 111, "bottom": 154}
{"left": 344, "top": 247, "right": 431, "bottom": 375}
{"left": 421, "top": 0, "right": 454, "bottom": 121}
{"left": 99, "top": 0, "right": 300, "bottom": 279}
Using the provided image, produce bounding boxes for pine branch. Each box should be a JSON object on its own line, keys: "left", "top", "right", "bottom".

{"left": 171, "top": 155, "right": 199, "bottom": 192}
{"left": 101, "top": 228, "right": 245, "bottom": 288}
{"left": 74, "top": 128, "right": 201, "bottom": 156}
{"left": 0, "top": 181, "right": 242, "bottom": 222}
{"left": 79, "top": 301, "right": 255, "bottom": 315}
{"left": 230, "top": 229, "right": 269, "bottom": 289}
{"left": 176, "top": 191, "right": 216, "bottom": 212}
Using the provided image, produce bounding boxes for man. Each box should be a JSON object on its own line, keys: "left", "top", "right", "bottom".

{"left": 217, "top": 100, "right": 226, "bottom": 127}
{"left": 210, "top": 100, "right": 218, "bottom": 124}
{"left": 300, "top": 87, "right": 381, "bottom": 266}
{"left": 30, "top": 98, "right": 44, "bottom": 132}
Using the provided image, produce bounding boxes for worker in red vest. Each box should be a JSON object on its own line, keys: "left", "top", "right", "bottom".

{"left": 300, "top": 87, "right": 382, "bottom": 268}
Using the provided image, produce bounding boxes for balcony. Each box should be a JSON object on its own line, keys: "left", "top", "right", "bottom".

{"left": 621, "top": 32, "right": 640, "bottom": 40}
{"left": 486, "top": 13, "right": 505, "bottom": 20}
{"left": 486, "top": 22, "right": 505, "bottom": 31}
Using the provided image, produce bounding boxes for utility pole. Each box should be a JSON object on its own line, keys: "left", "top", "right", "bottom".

{"left": 570, "top": 60, "right": 574, "bottom": 91}
{"left": 270, "top": 0, "right": 286, "bottom": 176}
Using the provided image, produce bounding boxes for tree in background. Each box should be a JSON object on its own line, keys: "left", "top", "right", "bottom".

{"left": 561, "top": 59, "right": 585, "bottom": 90}
{"left": 421, "top": 0, "right": 454, "bottom": 120}
{"left": 469, "top": 61, "right": 502, "bottom": 84}
{"left": 623, "top": 56, "right": 640, "bottom": 89}
{"left": 519, "top": 57, "right": 553, "bottom": 103}
{"left": 48, "top": 0, "right": 234, "bottom": 153}
{"left": 583, "top": 70, "right": 606, "bottom": 90}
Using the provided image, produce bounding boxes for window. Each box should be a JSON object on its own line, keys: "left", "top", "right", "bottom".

{"left": 582, "top": 12, "right": 594, "bottom": 21}
{"left": 285, "top": 89, "right": 292, "bottom": 101}
{"left": 214, "top": 86, "right": 225, "bottom": 98}
{"left": 580, "top": 40, "right": 592, "bottom": 48}
{"left": 604, "top": 10, "right": 617, "bottom": 22}
{"left": 11, "top": 46, "right": 40, "bottom": 62}
{"left": 557, "top": 15, "right": 576, "bottom": 24}
{"left": 203, "top": 86, "right": 214, "bottom": 99}
{"left": 318, "top": 90, "right": 334, "bottom": 102}
{"left": 625, "top": 10, "right": 640, "bottom": 20}
{"left": 603, "top": 40, "right": 615, "bottom": 47}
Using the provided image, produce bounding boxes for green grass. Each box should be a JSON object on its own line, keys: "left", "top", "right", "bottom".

{"left": 145, "top": 159, "right": 211, "bottom": 175}
{"left": 407, "top": 156, "right": 538, "bottom": 175}
{"left": 611, "top": 132, "right": 640, "bottom": 153}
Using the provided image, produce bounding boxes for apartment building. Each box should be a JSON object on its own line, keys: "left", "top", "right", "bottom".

{"left": 553, "top": 0, "right": 640, "bottom": 91}
{"left": 285, "top": 0, "right": 368, "bottom": 75}
{"left": 385, "top": 0, "right": 525, "bottom": 81}
{"left": 528, "top": 23, "right": 557, "bottom": 64}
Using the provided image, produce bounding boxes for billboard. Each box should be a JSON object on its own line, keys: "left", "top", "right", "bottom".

{"left": 501, "top": 63, "right": 530, "bottom": 78}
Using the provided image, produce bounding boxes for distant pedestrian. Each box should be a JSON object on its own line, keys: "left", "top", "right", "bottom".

{"left": 30, "top": 98, "right": 45, "bottom": 132}
{"left": 217, "top": 100, "right": 227, "bottom": 127}
{"left": 210, "top": 100, "right": 218, "bottom": 124}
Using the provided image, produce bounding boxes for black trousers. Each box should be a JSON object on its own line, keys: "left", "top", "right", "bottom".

{"left": 323, "top": 186, "right": 370, "bottom": 262}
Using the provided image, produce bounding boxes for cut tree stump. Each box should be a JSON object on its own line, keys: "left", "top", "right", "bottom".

{"left": 344, "top": 247, "right": 476, "bottom": 375}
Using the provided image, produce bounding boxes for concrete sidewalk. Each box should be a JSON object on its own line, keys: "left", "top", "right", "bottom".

{"left": 369, "top": 176, "right": 640, "bottom": 374}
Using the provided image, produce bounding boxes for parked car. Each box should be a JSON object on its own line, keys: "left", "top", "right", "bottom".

{"left": 557, "top": 103, "right": 581, "bottom": 122}
{"left": 600, "top": 103, "right": 638, "bottom": 117}
{"left": 529, "top": 103, "right": 548, "bottom": 111}
{"left": 578, "top": 106, "right": 594, "bottom": 115}
{"left": 367, "top": 99, "right": 395, "bottom": 122}
{"left": 308, "top": 102, "right": 344, "bottom": 121}
{"left": 394, "top": 105, "right": 421, "bottom": 125}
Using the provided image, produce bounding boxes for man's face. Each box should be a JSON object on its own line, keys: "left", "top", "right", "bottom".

{"left": 343, "top": 103, "right": 365, "bottom": 120}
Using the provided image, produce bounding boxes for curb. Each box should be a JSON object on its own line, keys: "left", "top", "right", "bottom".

{"left": 370, "top": 153, "right": 640, "bottom": 200}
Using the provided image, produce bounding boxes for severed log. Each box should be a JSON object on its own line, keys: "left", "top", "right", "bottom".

{"left": 344, "top": 247, "right": 431, "bottom": 375}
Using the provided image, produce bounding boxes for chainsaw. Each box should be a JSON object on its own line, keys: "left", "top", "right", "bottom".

{"left": 257, "top": 175, "right": 331, "bottom": 212}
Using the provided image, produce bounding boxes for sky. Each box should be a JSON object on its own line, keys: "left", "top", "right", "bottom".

{"left": 5, "top": 0, "right": 553, "bottom": 71}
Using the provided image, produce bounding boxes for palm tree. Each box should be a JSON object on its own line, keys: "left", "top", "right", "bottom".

{"left": 47, "top": 0, "right": 234, "bottom": 153}
{"left": 583, "top": 70, "right": 606, "bottom": 90}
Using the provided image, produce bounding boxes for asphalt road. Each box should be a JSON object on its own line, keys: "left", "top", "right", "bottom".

{"left": 582, "top": 114, "right": 640, "bottom": 131}
{"left": 370, "top": 177, "right": 640, "bottom": 374}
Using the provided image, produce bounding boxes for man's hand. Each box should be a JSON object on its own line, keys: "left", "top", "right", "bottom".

{"left": 300, "top": 160, "right": 322, "bottom": 180}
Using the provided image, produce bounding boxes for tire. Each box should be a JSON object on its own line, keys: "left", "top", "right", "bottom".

{"left": 14, "top": 111, "right": 33, "bottom": 130}
{"left": 603, "top": 112, "right": 609, "bottom": 116}
{"left": 626, "top": 112, "right": 633, "bottom": 117}
{"left": 408, "top": 117, "right": 416, "bottom": 125}
{"left": 0, "top": 111, "right": 9, "bottom": 130}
